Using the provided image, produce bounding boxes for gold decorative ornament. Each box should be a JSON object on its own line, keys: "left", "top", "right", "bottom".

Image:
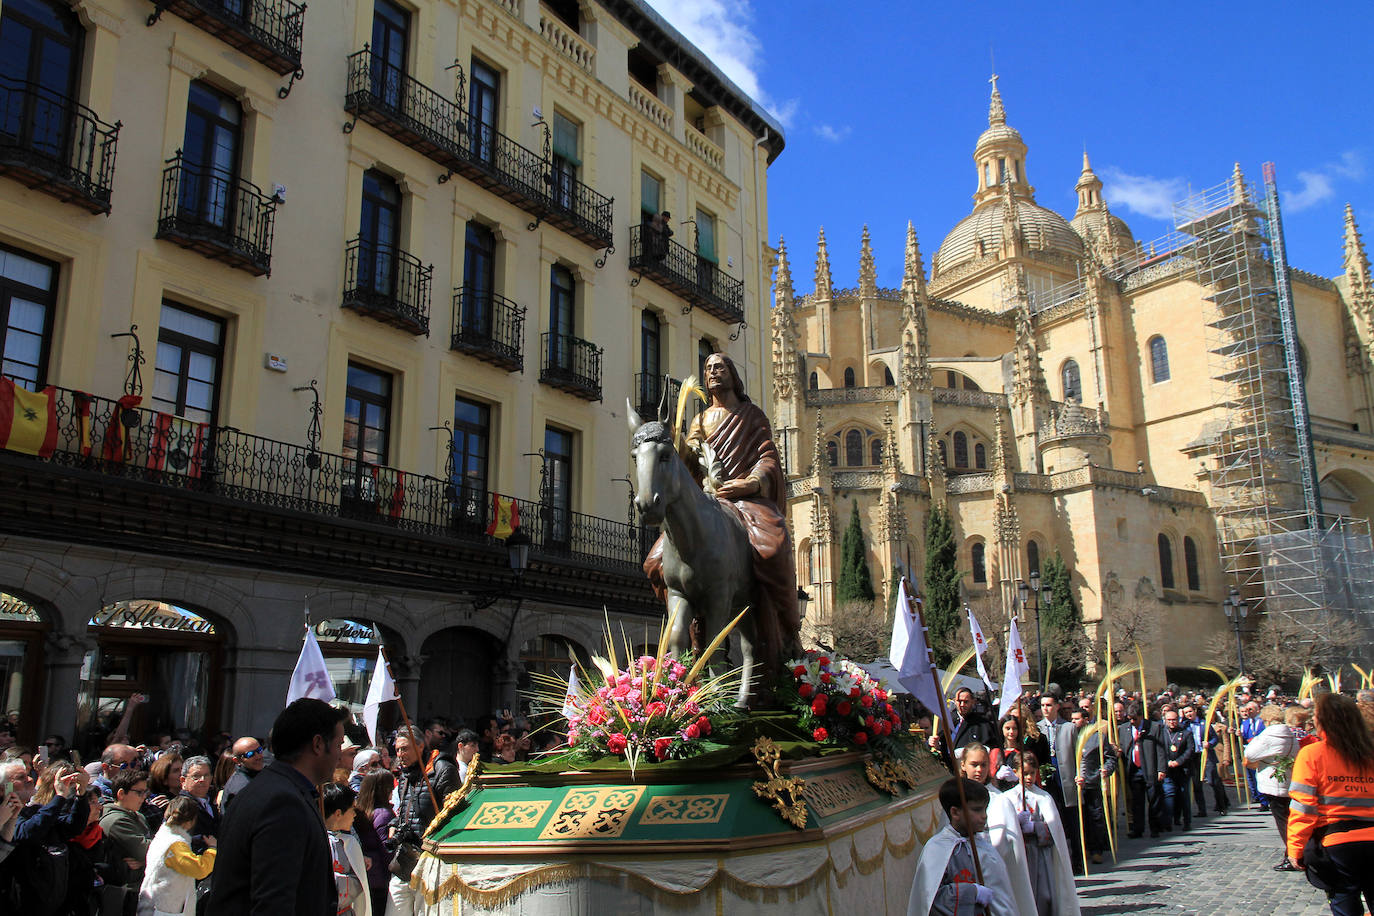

{"left": 425, "top": 759, "right": 483, "bottom": 838}
{"left": 536, "top": 786, "right": 646, "bottom": 840}
{"left": 750, "top": 737, "right": 808, "bottom": 829}
{"left": 637, "top": 794, "right": 730, "bottom": 826}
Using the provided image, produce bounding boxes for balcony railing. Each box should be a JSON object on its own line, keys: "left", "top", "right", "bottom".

{"left": 341, "top": 237, "right": 431, "bottom": 336}
{"left": 343, "top": 48, "right": 614, "bottom": 251}
{"left": 451, "top": 286, "right": 524, "bottom": 372}
{"left": 634, "top": 373, "right": 681, "bottom": 421}
{"left": 147, "top": 0, "right": 306, "bottom": 79}
{"left": 0, "top": 76, "right": 119, "bottom": 214}
{"left": 628, "top": 224, "right": 744, "bottom": 324}
{"left": 540, "top": 332, "right": 602, "bottom": 401}
{"left": 0, "top": 378, "right": 649, "bottom": 574}
{"left": 156, "top": 153, "right": 275, "bottom": 276}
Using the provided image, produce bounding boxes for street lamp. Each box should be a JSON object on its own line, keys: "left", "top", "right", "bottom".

{"left": 505, "top": 527, "right": 531, "bottom": 579}
{"left": 1016, "top": 571, "right": 1052, "bottom": 689}
{"left": 1223, "top": 586, "right": 1248, "bottom": 675}
{"left": 796, "top": 587, "right": 811, "bottom": 620}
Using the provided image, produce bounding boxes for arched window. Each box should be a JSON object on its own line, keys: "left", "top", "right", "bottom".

{"left": 826, "top": 440, "right": 838, "bottom": 467}
{"left": 1157, "top": 533, "right": 1175, "bottom": 590}
{"left": 953, "top": 431, "right": 969, "bottom": 468}
{"left": 871, "top": 439, "right": 882, "bottom": 465}
{"left": 809, "top": 371, "right": 818, "bottom": 390}
{"left": 799, "top": 540, "right": 813, "bottom": 585}
{"left": 884, "top": 366, "right": 895, "bottom": 386}
{"left": 1062, "top": 359, "right": 1081, "bottom": 401}
{"left": 974, "top": 443, "right": 987, "bottom": 469}
{"left": 1149, "top": 336, "right": 1170, "bottom": 383}
{"left": 1184, "top": 536, "right": 1201, "bottom": 591}
{"left": 843, "top": 367, "right": 856, "bottom": 388}
{"left": 845, "top": 429, "right": 863, "bottom": 466}
{"left": 971, "top": 542, "right": 987, "bottom": 584}
{"left": 1027, "top": 540, "right": 1041, "bottom": 578}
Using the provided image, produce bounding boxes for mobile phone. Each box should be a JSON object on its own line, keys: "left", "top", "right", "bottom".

{"left": 37, "top": 746, "right": 48, "bottom": 766}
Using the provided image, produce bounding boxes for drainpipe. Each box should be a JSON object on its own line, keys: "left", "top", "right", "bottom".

{"left": 753, "top": 128, "right": 769, "bottom": 402}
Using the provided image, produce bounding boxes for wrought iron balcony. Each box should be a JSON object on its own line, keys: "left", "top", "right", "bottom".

{"left": 628, "top": 223, "right": 744, "bottom": 324}
{"left": 451, "top": 287, "right": 524, "bottom": 372}
{"left": 341, "top": 237, "right": 432, "bottom": 336}
{"left": 634, "top": 372, "right": 681, "bottom": 421}
{"left": 0, "top": 76, "right": 119, "bottom": 214}
{"left": 156, "top": 153, "right": 275, "bottom": 276}
{"left": 343, "top": 48, "right": 614, "bottom": 252}
{"left": 0, "top": 377, "right": 651, "bottom": 576}
{"left": 147, "top": 0, "right": 306, "bottom": 81}
{"left": 540, "top": 332, "right": 602, "bottom": 402}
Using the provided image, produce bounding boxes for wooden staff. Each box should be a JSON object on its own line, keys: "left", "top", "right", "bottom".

{"left": 380, "top": 647, "right": 440, "bottom": 817}
{"left": 908, "top": 578, "right": 983, "bottom": 885}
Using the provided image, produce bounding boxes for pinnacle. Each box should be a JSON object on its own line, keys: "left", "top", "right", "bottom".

{"left": 988, "top": 72, "right": 1006, "bottom": 126}
{"left": 859, "top": 225, "right": 876, "bottom": 289}
{"left": 1344, "top": 203, "right": 1371, "bottom": 289}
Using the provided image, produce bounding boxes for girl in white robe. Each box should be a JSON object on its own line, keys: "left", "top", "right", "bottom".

{"left": 960, "top": 742, "right": 1038, "bottom": 916}
{"left": 1006, "top": 750, "right": 1081, "bottom": 916}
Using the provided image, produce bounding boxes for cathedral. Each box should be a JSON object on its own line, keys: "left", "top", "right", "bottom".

{"left": 769, "top": 78, "right": 1374, "bottom": 681}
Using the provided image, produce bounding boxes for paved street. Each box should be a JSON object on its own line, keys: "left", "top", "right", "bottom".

{"left": 1075, "top": 800, "right": 1333, "bottom": 915}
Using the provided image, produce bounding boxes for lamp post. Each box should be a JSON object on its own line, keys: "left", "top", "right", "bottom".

{"left": 796, "top": 587, "right": 811, "bottom": 621}
{"left": 1223, "top": 586, "right": 1248, "bottom": 675}
{"left": 1016, "top": 571, "right": 1053, "bottom": 690}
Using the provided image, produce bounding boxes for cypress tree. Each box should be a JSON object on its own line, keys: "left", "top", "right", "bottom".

{"left": 922, "top": 504, "right": 963, "bottom": 666}
{"left": 1040, "top": 550, "right": 1085, "bottom": 683}
{"left": 836, "top": 501, "right": 876, "bottom": 605}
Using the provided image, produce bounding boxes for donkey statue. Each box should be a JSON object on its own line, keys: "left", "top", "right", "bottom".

{"left": 627, "top": 400, "right": 757, "bottom": 708}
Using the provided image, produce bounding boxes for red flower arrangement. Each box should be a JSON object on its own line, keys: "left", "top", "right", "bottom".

{"left": 783, "top": 651, "right": 904, "bottom": 751}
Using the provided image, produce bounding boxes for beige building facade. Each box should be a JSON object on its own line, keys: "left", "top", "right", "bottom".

{"left": 0, "top": 0, "right": 782, "bottom": 749}
{"left": 773, "top": 79, "right": 1374, "bottom": 682}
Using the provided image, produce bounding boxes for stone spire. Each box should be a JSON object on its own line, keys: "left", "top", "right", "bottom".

{"left": 1231, "top": 162, "right": 1249, "bottom": 207}
{"left": 814, "top": 227, "right": 833, "bottom": 300}
{"left": 1074, "top": 150, "right": 1105, "bottom": 217}
{"left": 774, "top": 236, "right": 794, "bottom": 306}
{"left": 1344, "top": 204, "right": 1372, "bottom": 295}
{"left": 902, "top": 221, "right": 928, "bottom": 300}
{"left": 771, "top": 239, "right": 799, "bottom": 404}
{"left": 1009, "top": 268, "right": 1049, "bottom": 404}
{"left": 811, "top": 409, "right": 829, "bottom": 480}
{"left": 993, "top": 408, "right": 1010, "bottom": 476}
{"left": 988, "top": 73, "right": 1006, "bottom": 126}
{"left": 1000, "top": 170, "right": 1024, "bottom": 256}
{"left": 925, "top": 417, "right": 947, "bottom": 506}
{"left": 881, "top": 409, "right": 901, "bottom": 474}
{"left": 858, "top": 225, "right": 877, "bottom": 298}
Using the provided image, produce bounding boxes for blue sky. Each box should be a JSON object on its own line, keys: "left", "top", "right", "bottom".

{"left": 648, "top": 1, "right": 1373, "bottom": 290}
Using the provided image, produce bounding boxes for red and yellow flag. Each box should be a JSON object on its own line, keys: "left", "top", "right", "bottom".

{"left": 0, "top": 377, "right": 59, "bottom": 458}
{"left": 486, "top": 494, "right": 521, "bottom": 538}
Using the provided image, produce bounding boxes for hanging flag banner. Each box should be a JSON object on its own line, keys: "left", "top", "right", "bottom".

{"left": 287, "top": 627, "right": 337, "bottom": 704}
{"left": 363, "top": 647, "right": 398, "bottom": 744}
{"left": 966, "top": 606, "right": 995, "bottom": 690}
{"left": 0, "top": 377, "right": 59, "bottom": 458}
{"left": 889, "top": 578, "right": 947, "bottom": 721}
{"left": 562, "top": 665, "right": 581, "bottom": 720}
{"left": 998, "top": 617, "right": 1031, "bottom": 719}
{"left": 486, "top": 494, "right": 521, "bottom": 539}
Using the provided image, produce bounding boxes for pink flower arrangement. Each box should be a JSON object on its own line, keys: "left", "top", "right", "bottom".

{"left": 784, "top": 650, "right": 904, "bottom": 751}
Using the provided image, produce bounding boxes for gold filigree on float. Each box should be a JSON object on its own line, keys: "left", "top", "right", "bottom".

{"left": 638, "top": 794, "right": 730, "bottom": 825}
{"left": 466, "top": 800, "right": 552, "bottom": 830}
{"left": 425, "top": 759, "right": 483, "bottom": 838}
{"left": 863, "top": 755, "right": 921, "bottom": 796}
{"left": 803, "top": 770, "right": 881, "bottom": 818}
{"left": 537, "top": 786, "right": 647, "bottom": 840}
{"left": 750, "top": 737, "right": 808, "bottom": 829}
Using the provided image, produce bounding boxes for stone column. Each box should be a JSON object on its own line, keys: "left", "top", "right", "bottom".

{"left": 42, "top": 632, "right": 94, "bottom": 744}
{"left": 223, "top": 646, "right": 294, "bottom": 737}
{"left": 396, "top": 655, "right": 426, "bottom": 728}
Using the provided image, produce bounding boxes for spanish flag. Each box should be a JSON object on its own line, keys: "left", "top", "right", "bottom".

{"left": 486, "top": 493, "right": 520, "bottom": 538}
{"left": 0, "top": 377, "right": 59, "bottom": 458}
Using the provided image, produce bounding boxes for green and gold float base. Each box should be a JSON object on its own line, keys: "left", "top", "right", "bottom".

{"left": 411, "top": 740, "right": 948, "bottom": 914}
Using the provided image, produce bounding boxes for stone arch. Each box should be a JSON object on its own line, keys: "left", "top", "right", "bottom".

{"left": 0, "top": 547, "right": 85, "bottom": 632}
{"left": 867, "top": 359, "right": 892, "bottom": 386}
{"left": 1320, "top": 469, "right": 1374, "bottom": 526}
{"left": 508, "top": 607, "right": 602, "bottom": 659}
{"left": 931, "top": 367, "right": 982, "bottom": 391}
{"left": 413, "top": 601, "right": 509, "bottom": 653}
{"left": 301, "top": 590, "right": 419, "bottom": 656}
{"left": 966, "top": 537, "right": 988, "bottom": 585}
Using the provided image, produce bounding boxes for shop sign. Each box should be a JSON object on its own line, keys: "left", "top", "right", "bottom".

{"left": 0, "top": 592, "right": 43, "bottom": 623}
{"left": 90, "top": 601, "right": 218, "bottom": 635}
{"left": 315, "top": 618, "right": 380, "bottom": 645}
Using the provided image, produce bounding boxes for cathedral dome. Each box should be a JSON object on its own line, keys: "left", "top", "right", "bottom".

{"left": 931, "top": 77, "right": 1085, "bottom": 280}
{"left": 1070, "top": 151, "right": 1137, "bottom": 262}
{"left": 934, "top": 198, "right": 1085, "bottom": 275}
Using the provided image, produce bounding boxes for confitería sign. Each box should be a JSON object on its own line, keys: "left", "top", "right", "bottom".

{"left": 0, "top": 593, "right": 42, "bottom": 623}
{"left": 314, "top": 618, "right": 380, "bottom": 644}
{"left": 90, "top": 601, "right": 218, "bottom": 635}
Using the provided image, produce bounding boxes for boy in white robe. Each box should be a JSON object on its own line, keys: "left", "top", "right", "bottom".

{"left": 1005, "top": 751, "right": 1082, "bottom": 916}
{"left": 908, "top": 777, "right": 1018, "bottom": 916}
{"left": 960, "top": 743, "right": 1038, "bottom": 916}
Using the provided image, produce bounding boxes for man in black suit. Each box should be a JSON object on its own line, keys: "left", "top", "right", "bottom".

{"left": 1160, "top": 706, "right": 1195, "bottom": 830}
{"left": 1120, "top": 702, "right": 1167, "bottom": 837}
{"left": 207, "top": 698, "right": 346, "bottom": 915}
{"left": 948, "top": 687, "right": 995, "bottom": 751}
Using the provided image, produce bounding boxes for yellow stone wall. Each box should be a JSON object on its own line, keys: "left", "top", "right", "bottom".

{"left": 1, "top": 0, "right": 778, "bottom": 524}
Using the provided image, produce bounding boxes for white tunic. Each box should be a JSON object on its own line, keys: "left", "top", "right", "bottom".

{"left": 1006, "top": 784, "right": 1081, "bottom": 916}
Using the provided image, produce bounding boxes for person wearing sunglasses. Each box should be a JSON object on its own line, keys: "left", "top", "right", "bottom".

{"left": 95, "top": 742, "right": 139, "bottom": 800}
{"left": 217, "top": 738, "right": 267, "bottom": 815}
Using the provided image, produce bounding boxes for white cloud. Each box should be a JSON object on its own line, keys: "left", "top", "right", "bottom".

{"left": 814, "top": 124, "right": 851, "bottom": 143}
{"left": 645, "top": 0, "right": 797, "bottom": 127}
{"left": 1284, "top": 151, "right": 1365, "bottom": 213}
{"left": 1100, "top": 167, "right": 1188, "bottom": 221}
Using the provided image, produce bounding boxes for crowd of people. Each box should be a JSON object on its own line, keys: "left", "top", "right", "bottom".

{"left": 0, "top": 701, "right": 546, "bottom": 915}
{"left": 915, "top": 682, "right": 1374, "bottom": 915}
